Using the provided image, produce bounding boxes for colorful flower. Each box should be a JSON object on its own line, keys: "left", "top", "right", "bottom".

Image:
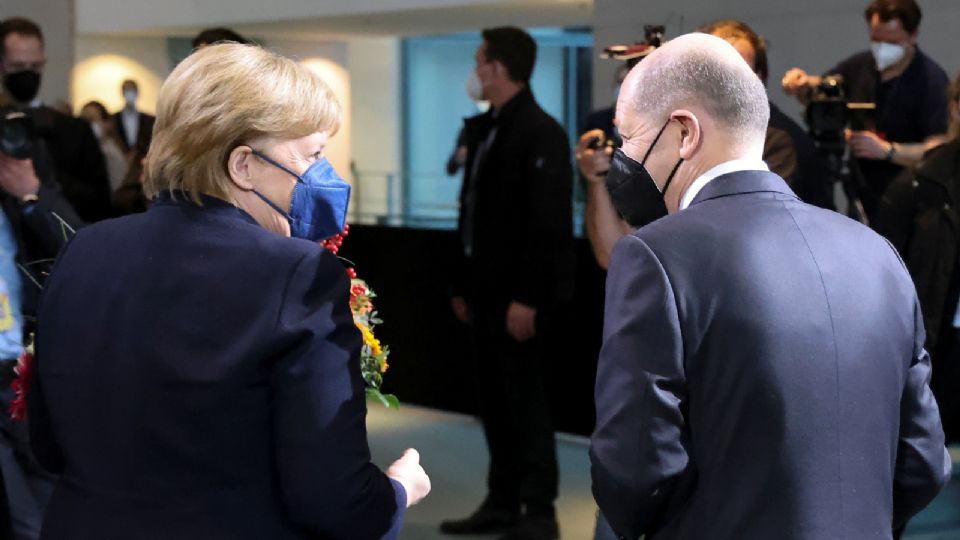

{"left": 9, "top": 341, "right": 34, "bottom": 421}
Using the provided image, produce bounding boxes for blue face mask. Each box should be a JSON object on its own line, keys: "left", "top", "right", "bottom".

{"left": 249, "top": 149, "right": 351, "bottom": 241}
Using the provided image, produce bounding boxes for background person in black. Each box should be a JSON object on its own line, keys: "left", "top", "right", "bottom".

{"left": 111, "top": 79, "right": 155, "bottom": 158}
{"left": 0, "top": 95, "right": 81, "bottom": 540}
{"left": 782, "top": 0, "right": 949, "bottom": 223}
{"left": 582, "top": 64, "right": 630, "bottom": 148}
{"left": 0, "top": 17, "right": 112, "bottom": 223}
{"left": 875, "top": 73, "right": 960, "bottom": 445}
{"left": 443, "top": 26, "right": 574, "bottom": 540}
{"left": 699, "top": 19, "right": 835, "bottom": 211}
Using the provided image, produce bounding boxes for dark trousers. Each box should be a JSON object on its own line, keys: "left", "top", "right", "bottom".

{"left": 471, "top": 300, "right": 558, "bottom": 518}
{"left": 0, "top": 384, "right": 56, "bottom": 540}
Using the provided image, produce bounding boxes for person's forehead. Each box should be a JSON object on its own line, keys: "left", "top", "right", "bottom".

{"left": 869, "top": 14, "right": 909, "bottom": 39}
{"left": 727, "top": 37, "right": 755, "bottom": 59}
{"left": 2, "top": 32, "right": 44, "bottom": 59}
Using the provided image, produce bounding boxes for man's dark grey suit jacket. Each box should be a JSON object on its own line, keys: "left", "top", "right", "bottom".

{"left": 591, "top": 170, "right": 951, "bottom": 540}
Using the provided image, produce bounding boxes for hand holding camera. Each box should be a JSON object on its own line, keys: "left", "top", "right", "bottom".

{"left": 576, "top": 129, "right": 614, "bottom": 184}
{"left": 0, "top": 108, "right": 41, "bottom": 200}
{"left": 0, "top": 152, "right": 40, "bottom": 201}
{"left": 848, "top": 129, "right": 894, "bottom": 161}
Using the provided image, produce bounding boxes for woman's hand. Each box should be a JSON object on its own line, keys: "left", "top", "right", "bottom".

{"left": 387, "top": 448, "right": 431, "bottom": 507}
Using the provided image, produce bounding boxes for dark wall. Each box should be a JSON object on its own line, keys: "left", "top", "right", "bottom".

{"left": 339, "top": 225, "right": 607, "bottom": 436}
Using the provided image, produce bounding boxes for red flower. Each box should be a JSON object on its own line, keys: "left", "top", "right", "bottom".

{"left": 9, "top": 349, "right": 34, "bottom": 422}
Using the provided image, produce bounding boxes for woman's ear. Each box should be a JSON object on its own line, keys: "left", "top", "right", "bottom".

{"left": 672, "top": 110, "right": 702, "bottom": 160}
{"left": 227, "top": 146, "right": 256, "bottom": 190}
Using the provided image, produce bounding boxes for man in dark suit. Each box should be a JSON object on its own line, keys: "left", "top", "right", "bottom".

{"left": 443, "top": 27, "right": 575, "bottom": 540}
{"left": 111, "top": 79, "right": 155, "bottom": 157}
{"left": 1, "top": 17, "right": 112, "bottom": 223}
{"left": 590, "top": 32, "right": 950, "bottom": 540}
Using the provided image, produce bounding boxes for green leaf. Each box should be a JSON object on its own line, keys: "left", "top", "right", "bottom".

{"left": 366, "top": 388, "right": 400, "bottom": 410}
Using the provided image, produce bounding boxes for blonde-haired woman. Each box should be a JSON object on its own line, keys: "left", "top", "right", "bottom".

{"left": 28, "top": 43, "right": 429, "bottom": 539}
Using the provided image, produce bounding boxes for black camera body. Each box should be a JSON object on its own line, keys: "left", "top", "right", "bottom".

{"left": 585, "top": 135, "right": 615, "bottom": 151}
{"left": 805, "top": 75, "right": 876, "bottom": 152}
{"left": 0, "top": 106, "right": 36, "bottom": 160}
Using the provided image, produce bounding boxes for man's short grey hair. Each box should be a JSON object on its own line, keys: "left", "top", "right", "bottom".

{"left": 629, "top": 33, "right": 769, "bottom": 148}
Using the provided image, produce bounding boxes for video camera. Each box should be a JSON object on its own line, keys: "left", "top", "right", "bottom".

{"left": 805, "top": 75, "right": 876, "bottom": 152}
{"left": 600, "top": 25, "right": 666, "bottom": 69}
{"left": 0, "top": 106, "right": 36, "bottom": 160}
{"left": 590, "top": 24, "right": 669, "bottom": 154}
{"left": 804, "top": 75, "right": 874, "bottom": 225}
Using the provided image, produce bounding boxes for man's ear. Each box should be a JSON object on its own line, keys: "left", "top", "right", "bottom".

{"left": 672, "top": 110, "right": 702, "bottom": 160}
{"left": 227, "top": 145, "right": 256, "bottom": 190}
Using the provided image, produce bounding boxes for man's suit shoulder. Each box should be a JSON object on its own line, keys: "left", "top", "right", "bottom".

{"left": 634, "top": 187, "right": 891, "bottom": 259}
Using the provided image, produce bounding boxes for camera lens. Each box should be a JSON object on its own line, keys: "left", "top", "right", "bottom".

{"left": 0, "top": 112, "right": 35, "bottom": 160}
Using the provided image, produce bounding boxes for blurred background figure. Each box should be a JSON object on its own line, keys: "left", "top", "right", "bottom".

{"left": 782, "top": 0, "right": 948, "bottom": 224}
{"left": 443, "top": 26, "right": 574, "bottom": 540}
{"left": 0, "top": 17, "right": 111, "bottom": 222}
{"left": 191, "top": 27, "right": 251, "bottom": 49}
{"left": 111, "top": 79, "right": 154, "bottom": 160}
{"left": 80, "top": 100, "right": 128, "bottom": 195}
{"left": 0, "top": 92, "right": 80, "bottom": 540}
{"left": 875, "top": 72, "right": 960, "bottom": 445}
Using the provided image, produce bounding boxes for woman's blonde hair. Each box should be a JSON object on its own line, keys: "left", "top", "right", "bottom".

{"left": 144, "top": 43, "right": 342, "bottom": 202}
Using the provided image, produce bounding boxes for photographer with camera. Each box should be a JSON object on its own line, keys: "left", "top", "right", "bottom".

{"left": 0, "top": 97, "right": 80, "bottom": 539}
{"left": 579, "top": 20, "right": 834, "bottom": 269}
{"left": 1, "top": 17, "right": 112, "bottom": 223}
{"left": 781, "top": 0, "right": 949, "bottom": 222}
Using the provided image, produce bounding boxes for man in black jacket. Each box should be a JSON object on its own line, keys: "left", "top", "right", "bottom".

{"left": 1, "top": 17, "right": 112, "bottom": 222}
{"left": 876, "top": 74, "right": 960, "bottom": 443}
{"left": 444, "top": 27, "right": 574, "bottom": 540}
{"left": 0, "top": 106, "right": 81, "bottom": 539}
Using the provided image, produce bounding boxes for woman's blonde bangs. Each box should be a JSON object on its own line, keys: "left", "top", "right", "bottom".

{"left": 144, "top": 43, "right": 342, "bottom": 201}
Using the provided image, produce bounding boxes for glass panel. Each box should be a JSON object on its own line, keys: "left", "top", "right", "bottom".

{"left": 396, "top": 29, "right": 592, "bottom": 231}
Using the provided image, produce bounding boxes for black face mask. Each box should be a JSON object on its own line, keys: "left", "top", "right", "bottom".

{"left": 605, "top": 120, "right": 684, "bottom": 228}
{"left": 3, "top": 70, "right": 41, "bottom": 104}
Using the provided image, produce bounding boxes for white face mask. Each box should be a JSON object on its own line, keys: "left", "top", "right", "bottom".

{"left": 465, "top": 70, "right": 484, "bottom": 102}
{"left": 89, "top": 121, "right": 103, "bottom": 139}
{"left": 871, "top": 41, "right": 907, "bottom": 71}
{"left": 123, "top": 89, "right": 138, "bottom": 106}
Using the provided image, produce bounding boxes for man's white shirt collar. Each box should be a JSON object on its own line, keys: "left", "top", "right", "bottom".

{"left": 678, "top": 159, "right": 769, "bottom": 211}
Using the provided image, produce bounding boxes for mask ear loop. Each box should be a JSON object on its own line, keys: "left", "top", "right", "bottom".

{"left": 250, "top": 148, "right": 304, "bottom": 181}
{"left": 660, "top": 158, "right": 684, "bottom": 196}
{"left": 640, "top": 119, "right": 672, "bottom": 165}
{"left": 246, "top": 148, "right": 300, "bottom": 220}
{"left": 639, "top": 118, "right": 683, "bottom": 196}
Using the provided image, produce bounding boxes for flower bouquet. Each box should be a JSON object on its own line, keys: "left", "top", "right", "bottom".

{"left": 321, "top": 227, "right": 398, "bottom": 409}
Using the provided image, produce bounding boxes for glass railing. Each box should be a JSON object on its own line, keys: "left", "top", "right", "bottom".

{"left": 349, "top": 169, "right": 586, "bottom": 237}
